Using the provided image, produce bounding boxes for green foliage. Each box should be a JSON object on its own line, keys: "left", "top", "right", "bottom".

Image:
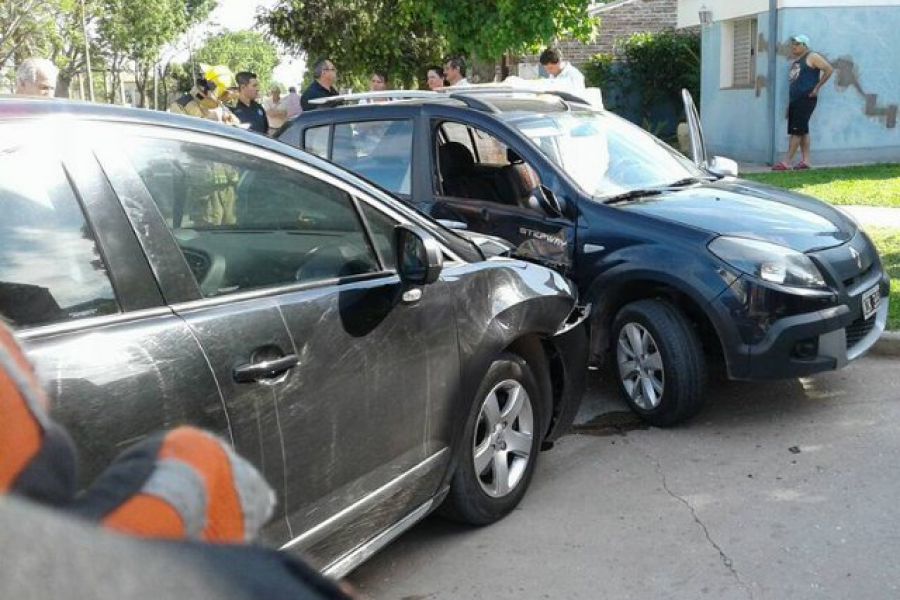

{"left": 0, "top": 0, "right": 61, "bottom": 67}
{"left": 262, "top": 0, "right": 446, "bottom": 89}
{"left": 582, "top": 53, "right": 616, "bottom": 89}
{"left": 422, "top": 0, "right": 597, "bottom": 60}
{"left": 619, "top": 30, "right": 700, "bottom": 119}
{"left": 196, "top": 30, "right": 280, "bottom": 91}
{"left": 261, "top": 0, "right": 597, "bottom": 87}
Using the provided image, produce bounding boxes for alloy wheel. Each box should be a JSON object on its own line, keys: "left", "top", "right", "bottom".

{"left": 617, "top": 322, "right": 665, "bottom": 410}
{"left": 472, "top": 379, "right": 534, "bottom": 498}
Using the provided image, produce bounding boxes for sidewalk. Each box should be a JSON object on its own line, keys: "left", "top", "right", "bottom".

{"left": 840, "top": 205, "right": 900, "bottom": 229}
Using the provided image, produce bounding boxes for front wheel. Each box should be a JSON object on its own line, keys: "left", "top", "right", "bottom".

{"left": 611, "top": 299, "right": 706, "bottom": 427}
{"left": 441, "top": 353, "right": 543, "bottom": 526}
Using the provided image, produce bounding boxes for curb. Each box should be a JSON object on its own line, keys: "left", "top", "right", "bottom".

{"left": 871, "top": 331, "right": 900, "bottom": 358}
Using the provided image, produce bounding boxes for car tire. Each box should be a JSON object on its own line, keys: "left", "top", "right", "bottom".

{"left": 441, "top": 352, "right": 543, "bottom": 526}
{"left": 611, "top": 299, "right": 706, "bottom": 427}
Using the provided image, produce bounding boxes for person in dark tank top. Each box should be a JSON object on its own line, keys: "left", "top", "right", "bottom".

{"left": 772, "top": 34, "right": 834, "bottom": 171}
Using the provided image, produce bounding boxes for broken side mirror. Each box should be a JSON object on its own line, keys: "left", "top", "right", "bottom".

{"left": 528, "top": 185, "right": 563, "bottom": 218}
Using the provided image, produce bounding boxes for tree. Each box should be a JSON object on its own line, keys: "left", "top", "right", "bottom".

{"left": 261, "top": 0, "right": 446, "bottom": 89}
{"left": 421, "top": 0, "right": 596, "bottom": 61}
{"left": 98, "top": 0, "right": 216, "bottom": 107}
{"left": 260, "top": 0, "right": 595, "bottom": 88}
{"left": 195, "top": 30, "right": 279, "bottom": 91}
{"left": 0, "top": 0, "right": 59, "bottom": 69}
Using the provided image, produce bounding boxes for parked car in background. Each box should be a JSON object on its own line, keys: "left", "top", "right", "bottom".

{"left": 0, "top": 98, "right": 587, "bottom": 576}
{"left": 278, "top": 87, "right": 890, "bottom": 426}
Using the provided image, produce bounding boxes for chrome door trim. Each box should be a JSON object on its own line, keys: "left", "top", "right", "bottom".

{"left": 323, "top": 498, "right": 435, "bottom": 580}
{"left": 280, "top": 448, "right": 448, "bottom": 554}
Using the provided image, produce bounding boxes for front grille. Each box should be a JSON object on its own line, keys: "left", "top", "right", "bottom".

{"left": 845, "top": 315, "right": 876, "bottom": 350}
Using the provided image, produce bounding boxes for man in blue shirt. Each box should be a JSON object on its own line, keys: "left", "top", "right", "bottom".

{"left": 773, "top": 34, "right": 833, "bottom": 170}
{"left": 231, "top": 71, "right": 269, "bottom": 135}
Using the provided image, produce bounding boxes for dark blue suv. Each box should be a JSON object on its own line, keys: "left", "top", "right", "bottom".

{"left": 278, "top": 88, "right": 890, "bottom": 426}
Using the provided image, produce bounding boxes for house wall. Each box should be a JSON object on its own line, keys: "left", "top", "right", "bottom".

{"left": 700, "top": 12, "right": 772, "bottom": 162}
{"left": 519, "top": 0, "right": 680, "bottom": 70}
{"left": 700, "top": 4, "right": 900, "bottom": 165}
{"left": 773, "top": 6, "right": 900, "bottom": 164}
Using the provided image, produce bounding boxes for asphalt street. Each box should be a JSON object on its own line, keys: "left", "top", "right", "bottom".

{"left": 349, "top": 355, "right": 900, "bottom": 599}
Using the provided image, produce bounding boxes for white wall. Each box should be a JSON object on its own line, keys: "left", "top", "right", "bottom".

{"left": 678, "top": 0, "right": 900, "bottom": 27}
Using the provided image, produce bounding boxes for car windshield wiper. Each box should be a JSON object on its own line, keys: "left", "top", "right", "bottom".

{"left": 665, "top": 176, "right": 706, "bottom": 187}
{"left": 599, "top": 188, "right": 665, "bottom": 205}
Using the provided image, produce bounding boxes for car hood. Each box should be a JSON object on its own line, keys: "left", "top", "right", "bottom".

{"left": 615, "top": 179, "right": 856, "bottom": 252}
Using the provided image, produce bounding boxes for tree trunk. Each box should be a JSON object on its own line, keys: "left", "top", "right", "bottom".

{"left": 56, "top": 74, "right": 72, "bottom": 99}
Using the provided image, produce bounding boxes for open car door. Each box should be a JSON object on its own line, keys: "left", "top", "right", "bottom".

{"left": 681, "top": 89, "right": 739, "bottom": 177}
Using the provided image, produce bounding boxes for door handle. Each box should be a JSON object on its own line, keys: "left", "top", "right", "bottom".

{"left": 233, "top": 354, "right": 299, "bottom": 383}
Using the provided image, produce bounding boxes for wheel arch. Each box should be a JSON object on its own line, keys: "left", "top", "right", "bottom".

{"left": 587, "top": 274, "right": 726, "bottom": 369}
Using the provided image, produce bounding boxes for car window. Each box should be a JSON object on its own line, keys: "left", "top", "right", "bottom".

{"left": 122, "top": 137, "right": 382, "bottom": 297}
{"left": 331, "top": 120, "right": 413, "bottom": 195}
{"left": 440, "top": 122, "right": 475, "bottom": 155}
{"left": 304, "top": 126, "right": 330, "bottom": 159}
{"left": 357, "top": 200, "right": 398, "bottom": 270}
{"left": 435, "top": 121, "right": 541, "bottom": 210}
{"left": 0, "top": 145, "right": 119, "bottom": 328}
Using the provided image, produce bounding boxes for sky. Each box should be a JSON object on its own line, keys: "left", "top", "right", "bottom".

{"left": 171, "top": 0, "right": 306, "bottom": 86}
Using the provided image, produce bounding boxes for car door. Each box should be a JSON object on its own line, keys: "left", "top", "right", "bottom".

{"left": 426, "top": 116, "right": 576, "bottom": 271}
{"left": 0, "top": 123, "right": 228, "bottom": 490}
{"left": 97, "top": 126, "right": 458, "bottom": 567}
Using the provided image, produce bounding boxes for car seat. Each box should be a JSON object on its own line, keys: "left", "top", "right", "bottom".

{"left": 438, "top": 142, "right": 499, "bottom": 202}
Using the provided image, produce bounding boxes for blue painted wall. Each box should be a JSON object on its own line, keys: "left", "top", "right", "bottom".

{"left": 700, "top": 12, "right": 771, "bottom": 163}
{"left": 701, "top": 6, "right": 900, "bottom": 165}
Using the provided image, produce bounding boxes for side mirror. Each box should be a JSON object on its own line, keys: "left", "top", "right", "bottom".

{"left": 707, "top": 155, "right": 739, "bottom": 177}
{"left": 528, "top": 186, "right": 563, "bottom": 218}
{"left": 395, "top": 224, "right": 443, "bottom": 285}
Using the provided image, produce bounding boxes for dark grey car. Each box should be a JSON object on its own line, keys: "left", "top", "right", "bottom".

{"left": 0, "top": 99, "right": 587, "bottom": 575}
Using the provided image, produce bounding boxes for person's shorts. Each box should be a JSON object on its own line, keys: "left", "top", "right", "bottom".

{"left": 788, "top": 96, "right": 818, "bottom": 135}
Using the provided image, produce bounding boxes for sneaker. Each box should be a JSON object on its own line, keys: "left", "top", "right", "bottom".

{"left": 794, "top": 161, "right": 811, "bottom": 170}
{"left": 771, "top": 162, "right": 790, "bottom": 171}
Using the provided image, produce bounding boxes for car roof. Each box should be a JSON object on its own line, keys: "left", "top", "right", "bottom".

{"left": 292, "top": 90, "right": 582, "bottom": 122}
{"left": 0, "top": 95, "right": 357, "bottom": 176}
{"left": 0, "top": 96, "right": 485, "bottom": 262}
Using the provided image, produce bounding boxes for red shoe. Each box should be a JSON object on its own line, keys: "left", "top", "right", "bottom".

{"left": 771, "top": 162, "right": 790, "bottom": 171}
{"left": 794, "top": 161, "right": 810, "bottom": 170}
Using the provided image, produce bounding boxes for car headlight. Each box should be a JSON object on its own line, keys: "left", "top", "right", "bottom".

{"left": 708, "top": 236, "right": 826, "bottom": 288}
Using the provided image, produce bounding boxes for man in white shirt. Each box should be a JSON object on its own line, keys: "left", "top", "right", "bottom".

{"left": 443, "top": 56, "right": 470, "bottom": 86}
{"left": 540, "top": 47, "right": 585, "bottom": 93}
{"left": 263, "top": 86, "right": 288, "bottom": 134}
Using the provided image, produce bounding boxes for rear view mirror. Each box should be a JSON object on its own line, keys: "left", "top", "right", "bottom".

{"left": 528, "top": 186, "right": 563, "bottom": 218}
{"left": 395, "top": 224, "right": 443, "bottom": 285}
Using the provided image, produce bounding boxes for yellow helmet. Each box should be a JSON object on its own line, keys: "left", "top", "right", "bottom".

{"left": 200, "top": 64, "right": 235, "bottom": 99}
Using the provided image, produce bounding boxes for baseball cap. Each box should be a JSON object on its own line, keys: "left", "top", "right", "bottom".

{"left": 790, "top": 34, "right": 810, "bottom": 47}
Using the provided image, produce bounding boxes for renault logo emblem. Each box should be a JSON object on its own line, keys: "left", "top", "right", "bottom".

{"left": 849, "top": 246, "right": 862, "bottom": 270}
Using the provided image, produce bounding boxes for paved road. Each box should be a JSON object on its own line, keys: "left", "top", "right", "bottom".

{"left": 348, "top": 355, "right": 900, "bottom": 599}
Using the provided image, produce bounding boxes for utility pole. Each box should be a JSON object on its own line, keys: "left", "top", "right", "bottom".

{"left": 81, "top": 0, "right": 95, "bottom": 102}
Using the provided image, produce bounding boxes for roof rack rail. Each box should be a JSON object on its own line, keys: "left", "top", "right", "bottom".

{"left": 308, "top": 90, "right": 437, "bottom": 105}
{"left": 445, "top": 92, "right": 501, "bottom": 113}
{"left": 440, "top": 85, "right": 599, "bottom": 109}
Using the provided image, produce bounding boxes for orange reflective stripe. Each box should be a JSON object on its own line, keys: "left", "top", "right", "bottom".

{"left": 0, "top": 372, "right": 42, "bottom": 493}
{"left": 103, "top": 494, "right": 187, "bottom": 539}
{"left": 0, "top": 326, "right": 45, "bottom": 493}
{"left": 158, "top": 427, "right": 244, "bottom": 542}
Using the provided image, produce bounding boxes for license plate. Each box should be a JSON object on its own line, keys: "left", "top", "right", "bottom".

{"left": 862, "top": 285, "right": 880, "bottom": 320}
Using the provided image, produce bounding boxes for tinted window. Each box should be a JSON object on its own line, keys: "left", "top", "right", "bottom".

{"left": 358, "top": 201, "right": 398, "bottom": 270}
{"left": 304, "top": 126, "right": 329, "bottom": 158}
{"left": 124, "top": 138, "right": 381, "bottom": 297}
{"left": 0, "top": 146, "right": 118, "bottom": 328}
{"left": 332, "top": 120, "right": 413, "bottom": 194}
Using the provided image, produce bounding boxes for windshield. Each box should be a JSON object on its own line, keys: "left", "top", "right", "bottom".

{"left": 505, "top": 110, "right": 705, "bottom": 199}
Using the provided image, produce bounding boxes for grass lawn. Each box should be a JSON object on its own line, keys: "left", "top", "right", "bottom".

{"left": 743, "top": 164, "right": 900, "bottom": 207}
{"left": 865, "top": 228, "right": 900, "bottom": 331}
